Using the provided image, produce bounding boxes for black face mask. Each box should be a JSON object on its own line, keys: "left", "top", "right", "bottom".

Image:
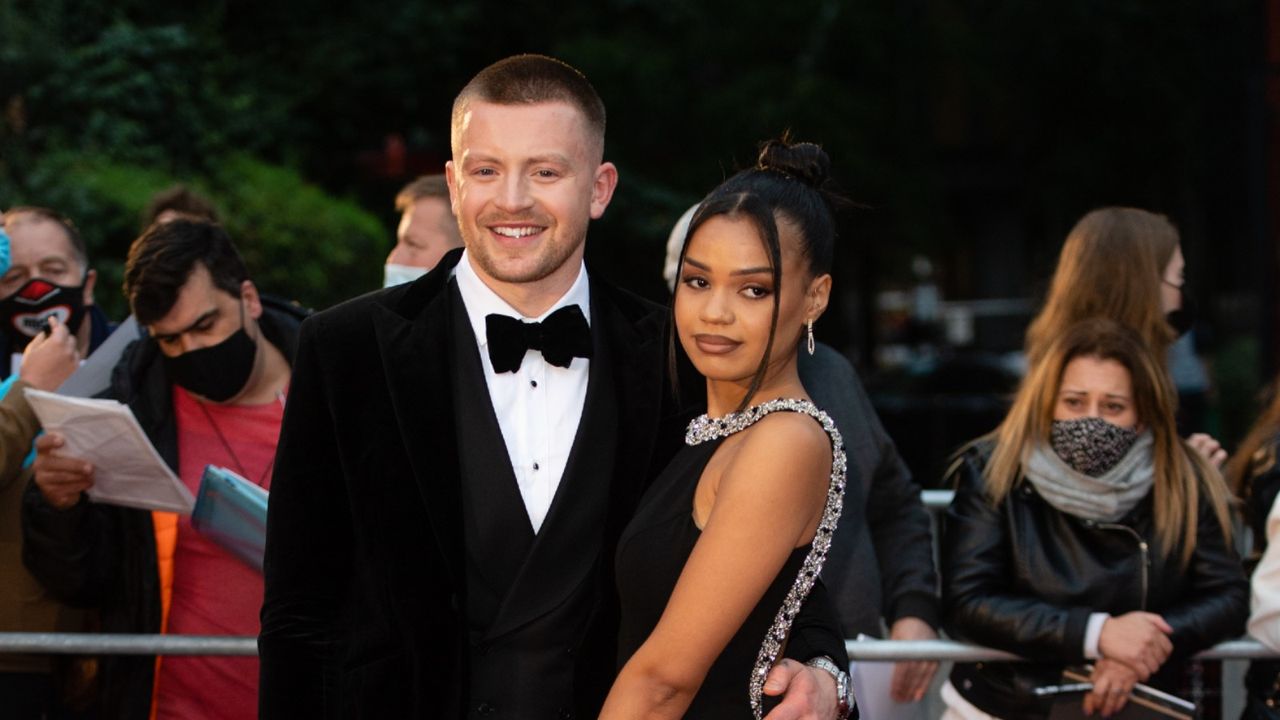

{"left": 1166, "top": 288, "right": 1196, "bottom": 337}
{"left": 0, "top": 278, "right": 87, "bottom": 352}
{"left": 162, "top": 322, "right": 259, "bottom": 403}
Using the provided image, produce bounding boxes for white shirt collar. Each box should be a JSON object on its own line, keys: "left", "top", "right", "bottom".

{"left": 453, "top": 249, "right": 591, "bottom": 349}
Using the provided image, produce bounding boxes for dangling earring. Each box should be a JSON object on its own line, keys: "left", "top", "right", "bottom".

{"left": 806, "top": 320, "right": 815, "bottom": 356}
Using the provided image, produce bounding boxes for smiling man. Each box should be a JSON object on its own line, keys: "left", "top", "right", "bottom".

{"left": 260, "top": 54, "right": 847, "bottom": 719}
{"left": 22, "top": 220, "right": 306, "bottom": 720}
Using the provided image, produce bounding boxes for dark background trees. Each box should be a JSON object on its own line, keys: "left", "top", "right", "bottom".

{"left": 1, "top": 0, "right": 1272, "bottom": 475}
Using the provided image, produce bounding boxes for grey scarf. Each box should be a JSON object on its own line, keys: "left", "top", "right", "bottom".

{"left": 1023, "top": 433, "right": 1155, "bottom": 522}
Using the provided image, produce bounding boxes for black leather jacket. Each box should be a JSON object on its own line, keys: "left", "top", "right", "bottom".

{"left": 941, "top": 444, "right": 1248, "bottom": 720}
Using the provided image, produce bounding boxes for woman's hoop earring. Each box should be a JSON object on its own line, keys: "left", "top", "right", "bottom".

{"left": 806, "top": 320, "right": 815, "bottom": 355}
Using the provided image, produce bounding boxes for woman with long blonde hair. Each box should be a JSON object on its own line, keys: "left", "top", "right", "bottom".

{"left": 941, "top": 318, "right": 1246, "bottom": 719}
{"left": 1025, "top": 208, "right": 1182, "bottom": 368}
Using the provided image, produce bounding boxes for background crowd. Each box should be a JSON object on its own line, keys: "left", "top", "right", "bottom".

{"left": 1, "top": 2, "right": 1280, "bottom": 720}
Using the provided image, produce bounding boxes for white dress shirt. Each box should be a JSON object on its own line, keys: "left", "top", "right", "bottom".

{"left": 453, "top": 251, "right": 590, "bottom": 533}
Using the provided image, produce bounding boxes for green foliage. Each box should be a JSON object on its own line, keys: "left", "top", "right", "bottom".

{"left": 205, "top": 155, "right": 386, "bottom": 310}
{"left": 13, "top": 153, "right": 385, "bottom": 319}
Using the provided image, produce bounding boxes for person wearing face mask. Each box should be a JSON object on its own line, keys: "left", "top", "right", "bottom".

{"left": 382, "top": 173, "right": 464, "bottom": 287}
{"left": 0, "top": 207, "right": 114, "bottom": 378}
{"left": 1023, "top": 207, "right": 1227, "bottom": 468}
{"left": 939, "top": 318, "right": 1246, "bottom": 720}
{"left": 0, "top": 208, "right": 112, "bottom": 714}
{"left": 21, "top": 219, "right": 308, "bottom": 720}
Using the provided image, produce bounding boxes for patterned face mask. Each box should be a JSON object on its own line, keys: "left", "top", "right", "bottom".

{"left": 1049, "top": 416, "right": 1141, "bottom": 477}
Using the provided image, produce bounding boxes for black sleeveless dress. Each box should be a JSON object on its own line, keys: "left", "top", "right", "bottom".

{"left": 614, "top": 399, "right": 847, "bottom": 718}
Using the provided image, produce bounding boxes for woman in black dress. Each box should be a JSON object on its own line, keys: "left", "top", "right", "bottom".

{"left": 599, "top": 138, "right": 851, "bottom": 719}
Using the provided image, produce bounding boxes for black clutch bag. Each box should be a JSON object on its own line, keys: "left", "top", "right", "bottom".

{"left": 1041, "top": 667, "right": 1196, "bottom": 720}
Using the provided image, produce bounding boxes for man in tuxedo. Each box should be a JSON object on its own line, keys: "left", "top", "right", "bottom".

{"left": 259, "top": 54, "right": 849, "bottom": 719}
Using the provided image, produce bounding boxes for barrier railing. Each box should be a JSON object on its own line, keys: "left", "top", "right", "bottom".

{"left": 922, "top": 489, "right": 953, "bottom": 511}
{"left": 843, "top": 638, "right": 1276, "bottom": 661}
{"left": 0, "top": 633, "right": 1274, "bottom": 662}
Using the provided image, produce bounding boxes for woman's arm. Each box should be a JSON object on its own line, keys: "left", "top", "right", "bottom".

{"left": 599, "top": 412, "right": 833, "bottom": 720}
{"left": 1159, "top": 488, "right": 1248, "bottom": 658}
{"left": 942, "top": 452, "right": 1095, "bottom": 661}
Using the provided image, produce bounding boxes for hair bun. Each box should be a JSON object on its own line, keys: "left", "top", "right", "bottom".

{"left": 757, "top": 139, "right": 831, "bottom": 189}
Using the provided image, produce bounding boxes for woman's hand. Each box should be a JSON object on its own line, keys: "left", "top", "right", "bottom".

{"left": 1083, "top": 659, "right": 1139, "bottom": 717}
{"left": 1187, "top": 433, "right": 1227, "bottom": 468}
{"left": 1098, "top": 612, "right": 1172, "bottom": 680}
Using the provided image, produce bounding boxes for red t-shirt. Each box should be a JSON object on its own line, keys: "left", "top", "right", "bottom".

{"left": 153, "top": 386, "right": 285, "bottom": 720}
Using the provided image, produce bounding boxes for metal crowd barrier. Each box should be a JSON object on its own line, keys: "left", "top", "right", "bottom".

{"left": 922, "top": 489, "right": 953, "bottom": 511}
{"left": 0, "top": 633, "right": 1274, "bottom": 662}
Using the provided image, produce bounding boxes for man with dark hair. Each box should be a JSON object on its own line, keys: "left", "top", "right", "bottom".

{"left": 260, "top": 54, "right": 848, "bottom": 719}
{"left": 23, "top": 220, "right": 307, "bottom": 720}
{"left": 143, "top": 185, "right": 220, "bottom": 227}
{"left": 0, "top": 207, "right": 111, "bottom": 375}
{"left": 384, "top": 173, "right": 464, "bottom": 287}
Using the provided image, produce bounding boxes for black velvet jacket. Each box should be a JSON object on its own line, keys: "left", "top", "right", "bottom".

{"left": 942, "top": 444, "right": 1248, "bottom": 720}
{"left": 257, "top": 250, "right": 847, "bottom": 719}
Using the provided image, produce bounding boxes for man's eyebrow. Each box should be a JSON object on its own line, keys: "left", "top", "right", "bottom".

{"left": 527, "top": 153, "right": 572, "bottom": 166}
{"left": 152, "top": 308, "right": 218, "bottom": 340}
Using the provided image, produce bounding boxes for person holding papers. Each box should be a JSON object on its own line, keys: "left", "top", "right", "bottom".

{"left": 0, "top": 207, "right": 113, "bottom": 719}
{"left": 22, "top": 220, "right": 307, "bottom": 720}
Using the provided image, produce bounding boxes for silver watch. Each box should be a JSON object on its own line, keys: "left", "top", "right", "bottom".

{"left": 805, "top": 655, "right": 854, "bottom": 720}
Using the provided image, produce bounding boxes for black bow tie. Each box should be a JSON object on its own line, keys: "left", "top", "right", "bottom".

{"left": 485, "top": 305, "right": 593, "bottom": 373}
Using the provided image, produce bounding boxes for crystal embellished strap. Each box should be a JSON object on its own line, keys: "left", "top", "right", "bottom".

{"left": 685, "top": 398, "right": 847, "bottom": 719}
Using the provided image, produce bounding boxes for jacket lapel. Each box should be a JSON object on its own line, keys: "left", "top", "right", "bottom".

{"left": 370, "top": 251, "right": 466, "bottom": 587}
{"left": 451, "top": 286, "right": 536, "bottom": 599}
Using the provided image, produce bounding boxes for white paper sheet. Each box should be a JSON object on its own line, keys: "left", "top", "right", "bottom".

{"left": 849, "top": 634, "right": 928, "bottom": 720}
{"left": 24, "top": 387, "right": 195, "bottom": 514}
{"left": 57, "top": 315, "right": 142, "bottom": 398}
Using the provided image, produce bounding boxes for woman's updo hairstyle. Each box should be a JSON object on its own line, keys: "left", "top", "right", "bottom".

{"left": 669, "top": 136, "right": 842, "bottom": 412}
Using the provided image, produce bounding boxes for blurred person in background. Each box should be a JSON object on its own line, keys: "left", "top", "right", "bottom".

{"left": 142, "top": 185, "right": 220, "bottom": 227}
{"left": 383, "top": 173, "right": 463, "bottom": 287}
{"left": 666, "top": 203, "right": 941, "bottom": 711}
{"left": 0, "top": 209, "right": 93, "bottom": 719}
{"left": 0, "top": 208, "right": 112, "bottom": 380}
{"left": 942, "top": 318, "right": 1245, "bottom": 719}
{"left": 22, "top": 220, "right": 307, "bottom": 720}
{"left": 1227, "top": 386, "right": 1280, "bottom": 718}
{"left": 1024, "top": 206, "right": 1226, "bottom": 467}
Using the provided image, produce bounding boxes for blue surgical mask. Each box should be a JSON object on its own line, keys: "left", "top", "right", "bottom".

{"left": 0, "top": 225, "right": 11, "bottom": 277}
{"left": 383, "top": 263, "right": 429, "bottom": 288}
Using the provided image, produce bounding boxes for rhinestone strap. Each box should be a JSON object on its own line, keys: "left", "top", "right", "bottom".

{"left": 685, "top": 398, "right": 847, "bottom": 719}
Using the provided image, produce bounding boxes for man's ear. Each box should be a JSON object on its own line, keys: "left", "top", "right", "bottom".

{"left": 81, "top": 269, "right": 97, "bottom": 306}
{"left": 445, "top": 161, "right": 461, "bottom": 217}
{"left": 241, "top": 280, "right": 264, "bottom": 320}
{"left": 589, "top": 162, "right": 619, "bottom": 220}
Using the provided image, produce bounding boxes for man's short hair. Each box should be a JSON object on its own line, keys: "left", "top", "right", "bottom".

{"left": 125, "top": 220, "right": 249, "bottom": 325}
{"left": 143, "top": 185, "right": 220, "bottom": 226}
{"left": 394, "top": 175, "right": 450, "bottom": 213}
{"left": 1, "top": 206, "right": 88, "bottom": 268}
{"left": 451, "top": 54, "right": 606, "bottom": 153}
